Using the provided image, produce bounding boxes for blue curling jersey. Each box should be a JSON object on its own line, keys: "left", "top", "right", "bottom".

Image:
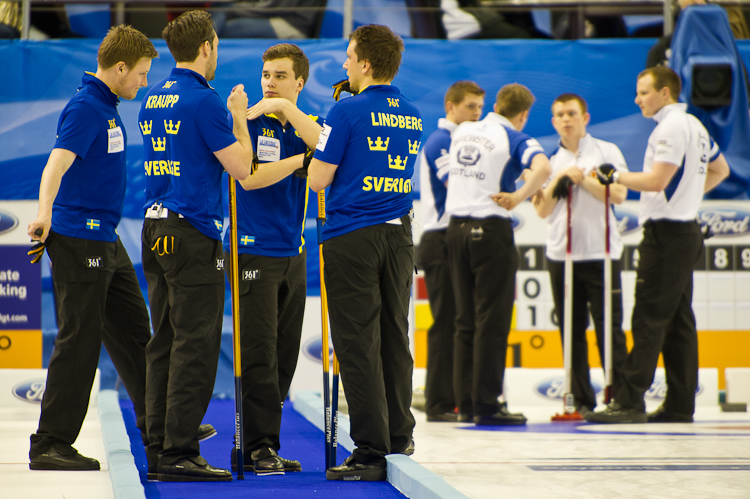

{"left": 51, "top": 73, "right": 127, "bottom": 242}
{"left": 139, "top": 68, "right": 237, "bottom": 240}
{"left": 224, "top": 113, "right": 322, "bottom": 257}
{"left": 314, "top": 85, "right": 422, "bottom": 241}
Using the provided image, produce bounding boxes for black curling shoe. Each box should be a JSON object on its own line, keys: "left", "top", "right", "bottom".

{"left": 30, "top": 447, "right": 100, "bottom": 471}
{"left": 326, "top": 456, "right": 386, "bottom": 482}
{"left": 157, "top": 456, "right": 232, "bottom": 482}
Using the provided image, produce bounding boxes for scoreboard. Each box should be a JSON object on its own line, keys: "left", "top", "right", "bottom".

{"left": 512, "top": 200, "right": 750, "bottom": 332}
{"left": 412, "top": 200, "right": 750, "bottom": 388}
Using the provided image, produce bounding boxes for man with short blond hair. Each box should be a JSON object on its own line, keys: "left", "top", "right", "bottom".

{"left": 587, "top": 66, "right": 730, "bottom": 424}
{"left": 495, "top": 83, "right": 536, "bottom": 121}
{"left": 28, "top": 24, "right": 157, "bottom": 471}
{"left": 419, "top": 80, "right": 485, "bottom": 422}
{"left": 446, "top": 82, "right": 551, "bottom": 426}
{"left": 443, "top": 80, "right": 485, "bottom": 109}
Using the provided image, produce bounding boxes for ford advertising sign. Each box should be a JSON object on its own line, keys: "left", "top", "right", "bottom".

{"left": 534, "top": 377, "right": 604, "bottom": 400}
{"left": 698, "top": 208, "right": 750, "bottom": 238}
{"left": 510, "top": 213, "right": 523, "bottom": 231}
{"left": 613, "top": 206, "right": 640, "bottom": 236}
{"left": 303, "top": 337, "right": 334, "bottom": 364}
{"left": 12, "top": 379, "right": 45, "bottom": 404}
{"left": 533, "top": 375, "right": 702, "bottom": 401}
{"left": 644, "top": 375, "right": 703, "bottom": 400}
{"left": 0, "top": 209, "right": 19, "bottom": 236}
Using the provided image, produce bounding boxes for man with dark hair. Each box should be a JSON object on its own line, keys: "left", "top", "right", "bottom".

{"left": 139, "top": 10, "right": 255, "bottom": 481}
{"left": 418, "top": 80, "right": 485, "bottom": 423}
{"left": 27, "top": 25, "right": 157, "bottom": 471}
{"left": 587, "top": 66, "right": 730, "bottom": 424}
{"left": 225, "top": 42, "right": 322, "bottom": 475}
{"left": 447, "top": 83, "right": 551, "bottom": 426}
{"left": 532, "top": 93, "right": 629, "bottom": 415}
{"left": 308, "top": 24, "right": 421, "bottom": 482}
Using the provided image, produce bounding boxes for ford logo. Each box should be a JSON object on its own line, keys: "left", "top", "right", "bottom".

{"left": 302, "top": 337, "right": 334, "bottom": 364}
{"left": 644, "top": 376, "right": 703, "bottom": 400}
{"left": 534, "top": 377, "right": 603, "bottom": 400}
{"left": 613, "top": 207, "right": 640, "bottom": 235}
{"left": 533, "top": 375, "right": 702, "bottom": 401}
{"left": 0, "top": 209, "right": 19, "bottom": 236}
{"left": 698, "top": 208, "right": 750, "bottom": 238}
{"left": 12, "top": 379, "right": 46, "bottom": 404}
{"left": 511, "top": 213, "right": 523, "bottom": 231}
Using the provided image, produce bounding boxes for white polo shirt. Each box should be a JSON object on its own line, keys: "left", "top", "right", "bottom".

{"left": 420, "top": 118, "right": 456, "bottom": 232}
{"left": 545, "top": 134, "right": 628, "bottom": 262}
{"left": 445, "top": 113, "right": 545, "bottom": 220}
{"left": 639, "top": 103, "right": 720, "bottom": 225}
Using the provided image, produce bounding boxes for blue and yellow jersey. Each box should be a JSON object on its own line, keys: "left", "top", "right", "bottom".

{"left": 314, "top": 85, "right": 422, "bottom": 241}
{"left": 51, "top": 73, "right": 126, "bottom": 242}
{"left": 139, "top": 68, "right": 237, "bottom": 240}
{"left": 224, "top": 112, "right": 321, "bottom": 257}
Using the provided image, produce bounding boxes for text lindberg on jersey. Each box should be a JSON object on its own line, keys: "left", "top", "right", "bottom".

{"left": 370, "top": 112, "right": 422, "bottom": 131}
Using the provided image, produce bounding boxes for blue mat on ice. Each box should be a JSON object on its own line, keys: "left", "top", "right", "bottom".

{"left": 120, "top": 399, "right": 404, "bottom": 498}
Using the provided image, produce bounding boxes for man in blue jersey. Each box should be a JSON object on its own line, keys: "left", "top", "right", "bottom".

{"left": 308, "top": 24, "right": 422, "bottom": 482}
{"left": 446, "top": 83, "right": 551, "bottom": 426}
{"left": 225, "top": 43, "right": 322, "bottom": 475}
{"left": 418, "top": 80, "right": 485, "bottom": 423}
{"left": 138, "top": 10, "right": 256, "bottom": 481}
{"left": 26, "top": 25, "right": 158, "bottom": 471}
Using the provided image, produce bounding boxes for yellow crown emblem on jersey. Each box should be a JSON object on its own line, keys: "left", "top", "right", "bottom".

{"left": 139, "top": 120, "right": 152, "bottom": 135}
{"left": 388, "top": 154, "right": 407, "bottom": 170}
{"left": 164, "top": 120, "right": 181, "bottom": 135}
{"left": 152, "top": 137, "right": 166, "bottom": 151}
{"left": 367, "top": 137, "right": 389, "bottom": 151}
{"left": 408, "top": 139, "right": 421, "bottom": 155}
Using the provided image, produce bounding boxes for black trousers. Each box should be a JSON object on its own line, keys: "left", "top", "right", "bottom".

{"left": 323, "top": 221, "right": 415, "bottom": 466}
{"left": 224, "top": 250, "right": 306, "bottom": 453}
{"left": 416, "top": 229, "right": 456, "bottom": 415}
{"left": 547, "top": 258, "right": 628, "bottom": 410}
{"left": 31, "top": 233, "right": 150, "bottom": 456}
{"left": 615, "top": 220, "right": 703, "bottom": 414}
{"left": 447, "top": 216, "right": 518, "bottom": 417}
{"left": 142, "top": 216, "right": 225, "bottom": 467}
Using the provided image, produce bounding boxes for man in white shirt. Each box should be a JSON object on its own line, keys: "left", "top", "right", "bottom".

{"left": 445, "top": 83, "right": 551, "bottom": 425}
{"left": 587, "top": 66, "right": 729, "bottom": 424}
{"left": 532, "top": 93, "right": 629, "bottom": 415}
{"left": 419, "top": 81, "right": 485, "bottom": 423}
